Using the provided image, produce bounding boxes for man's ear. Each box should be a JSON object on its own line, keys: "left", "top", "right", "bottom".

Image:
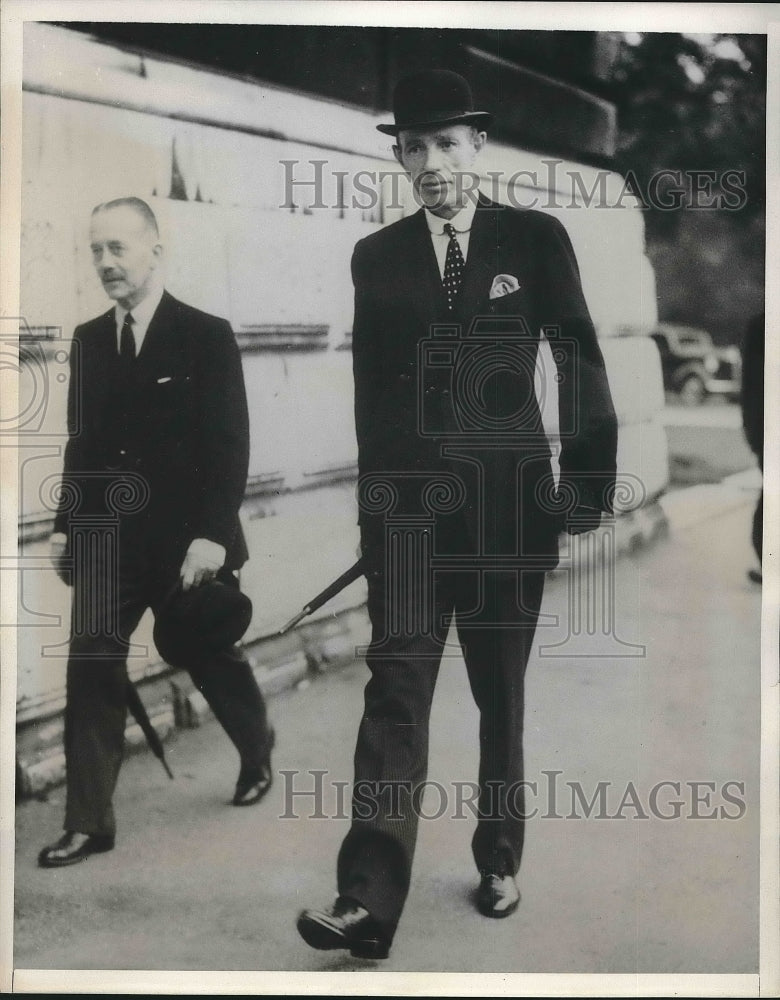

{"left": 392, "top": 144, "right": 404, "bottom": 168}
{"left": 473, "top": 130, "right": 487, "bottom": 154}
{"left": 151, "top": 243, "right": 163, "bottom": 266}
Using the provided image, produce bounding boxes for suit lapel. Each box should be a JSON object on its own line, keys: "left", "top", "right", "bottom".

{"left": 135, "top": 290, "right": 178, "bottom": 376}
{"left": 402, "top": 198, "right": 504, "bottom": 333}
{"left": 86, "top": 310, "right": 122, "bottom": 434}
{"left": 455, "top": 195, "right": 500, "bottom": 325}
{"left": 404, "top": 209, "right": 447, "bottom": 326}
{"left": 92, "top": 309, "right": 121, "bottom": 398}
{"left": 97, "top": 308, "right": 120, "bottom": 366}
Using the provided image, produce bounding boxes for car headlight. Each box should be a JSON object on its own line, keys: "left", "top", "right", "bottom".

{"left": 704, "top": 354, "right": 719, "bottom": 374}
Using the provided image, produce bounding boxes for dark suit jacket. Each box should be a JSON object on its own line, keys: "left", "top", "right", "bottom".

{"left": 54, "top": 290, "right": 250, "bottom": 571}
{"left": 351, "top": 195, "right": 618, "bottom": 566}
{"left": 741, "top": 312, "right": 764, "bottom": 461}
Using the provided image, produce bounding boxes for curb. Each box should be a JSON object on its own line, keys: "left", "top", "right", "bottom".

{"left": 658, "top": 467, "right": 760, "bottom": 535}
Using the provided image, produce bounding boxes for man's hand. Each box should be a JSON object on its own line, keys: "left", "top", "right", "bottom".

{"left": 180, "top": 538, "right": 226, "bottom": 591}
{"left": 49, "top": 532, "right": 70, "bottom": 584}
{"left": 564, "top": 505, "right": 603, "bottom": 535}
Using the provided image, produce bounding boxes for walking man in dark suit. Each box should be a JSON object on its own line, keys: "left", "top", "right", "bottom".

{"left": 741, "top": 312, "right": 764, "bottom": 583}
{"left": 38, "top": 197, "right": 274, "bottom": 868}
{"left": 297, "top": 71, "right": 618, "bottom": 958}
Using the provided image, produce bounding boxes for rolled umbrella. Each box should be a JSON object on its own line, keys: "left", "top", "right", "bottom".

{"left": 126, "top": 679, "right": 174, "bottom": 779}
{"left": 279, "top": 558, "right": 365, "bottom": 634}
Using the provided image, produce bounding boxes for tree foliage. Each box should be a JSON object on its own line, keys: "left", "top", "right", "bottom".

{"left": 608, "top": 32, "right": 765, "bottom": 342}
{"left": 610, "top": 32, "right": 766, "bottom": 238}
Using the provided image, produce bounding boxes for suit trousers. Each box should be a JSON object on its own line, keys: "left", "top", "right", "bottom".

{"left": 337, "top": 545, "right": 545, "bottom": 939}
{"left": 63, "top": 519, "right": 270, "bottom": 837}
{"left": 753, "top": 457, "right": 763, "bottom": 565}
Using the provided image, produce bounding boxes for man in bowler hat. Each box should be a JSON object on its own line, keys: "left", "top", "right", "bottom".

{"left": 297, "top": 70, "right": 617, "bottom": 957}
{"left": 39, "top": 197, "right": 274, "bottom": 868}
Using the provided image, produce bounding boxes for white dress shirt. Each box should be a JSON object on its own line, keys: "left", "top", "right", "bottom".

{"left": 424, "top": 196, "right": 478, "bottom": 279}
{"left": 114, "top": 285, "right": 164, "bottom": 356}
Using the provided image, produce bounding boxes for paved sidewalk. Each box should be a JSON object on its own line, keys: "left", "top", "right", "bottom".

{"left": 13, "top": 484, "right": 762, "bottom": 976}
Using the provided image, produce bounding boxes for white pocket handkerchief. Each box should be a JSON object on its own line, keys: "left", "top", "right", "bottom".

{"left": 489, "top": 274, "right": 521, "bottom": 299}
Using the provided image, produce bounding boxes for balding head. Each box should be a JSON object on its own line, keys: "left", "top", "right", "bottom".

{"left": 89, "top": 198, "right": 162, "bottom": 309}
{"left": 92, "top": 197, "right": 160, "bottom": 237}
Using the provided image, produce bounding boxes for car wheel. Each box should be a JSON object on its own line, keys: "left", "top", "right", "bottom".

{"left": 678, "top": 373, "right": 706, "bottom": 406}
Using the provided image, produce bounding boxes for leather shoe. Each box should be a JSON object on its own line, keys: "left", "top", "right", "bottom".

{"left": 476, "top": 873, "right": 520, "bottom": 918}
{"left": 38, "top": 831, "right": 115, "bottom": 868}
{"left": 232, "top": 765, "right": 273, "bottom": 806}
{"left": 297, "top": 896, "right": 390, "bottom": 959}
{"left": 232, "top": 726, "right": 275, "bottom": 806}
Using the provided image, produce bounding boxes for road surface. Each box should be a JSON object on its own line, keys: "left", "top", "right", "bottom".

{"left": 13, "top": 480, "right": 762, "bottom": 978}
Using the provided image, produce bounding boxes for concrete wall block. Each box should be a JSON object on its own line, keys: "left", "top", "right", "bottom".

{"left": 613, "top": 500, "right": 669, "bottom": 557}
{"left": 550, "top": 498, "right": 669, "bottom": 578}
{"left": 169, "top": 678, "right": 212, "bottom": 729}
{"left": 16, "top": 703, "right": 178, "bottom": 797}
{"left": 253, "top": 651, "right": 309, "bottom": 698}
{"left": 17, "top": 751, "right": 67, "bottom": 799}
{"left": 304, "top": 631, "right": 358, "bottom": 673}
{"left": 616, "top": 417, "right": 670, "bottom": 508}
{"left": 185, "top": 689, "right": 213, "bottom": 728}
{"left": 602, "top": 336, "right": 665, "bottom": 425}
{"left": 319, "top": 632, "right": 358, "bottom": 665}
{"left": 17, "top": 716, "right": 65, "bottom": 762}
{"left": 615, "top": 511, "right": 644, "bottom": 557}
{"left": 124, "top": 709, "right": 175, "bottom": 751}
{"left": 170, "top": 676, "right": 194, "bottom": 728}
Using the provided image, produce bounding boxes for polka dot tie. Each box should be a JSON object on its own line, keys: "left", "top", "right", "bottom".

{"left": 443, "top": 223, "right": 465, "bottom": 311}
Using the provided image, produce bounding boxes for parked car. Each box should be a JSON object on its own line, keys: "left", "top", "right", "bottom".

{"left": 650, "top": 323, "right": 742, "bottom": 405}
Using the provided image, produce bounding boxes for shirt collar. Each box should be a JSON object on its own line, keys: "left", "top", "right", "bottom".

{"left": 115, "top": 285, "right": 164, "bottom": 332}
{"left": 424, "top": 195, "right": 478, "bottom": 236}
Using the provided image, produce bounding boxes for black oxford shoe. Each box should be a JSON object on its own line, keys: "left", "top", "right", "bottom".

{"left": 38, "top": 831, "right": 115, "bottom": 868}
{"left": 232, "top": 765, "right": 273, "bottom": 806}
{"left": 296, "top": 896, "right": 390, "bottom": 959}
{"left": 476, "top": 873, "right": 520, "bottom": 918}
{"left": 233, "top": 726, "right": 275, "bottom": 806}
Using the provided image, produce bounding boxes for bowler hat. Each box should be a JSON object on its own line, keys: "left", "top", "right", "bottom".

{"left": 377, "top": 69, "right": 493, "bottom": 136}
{"left": 153, "top": 578, "right": 253, "bottom": 667}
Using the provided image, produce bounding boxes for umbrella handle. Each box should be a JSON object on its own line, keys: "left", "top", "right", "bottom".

{"left": 278, "top": 559, "right": 365, "bottom": 635}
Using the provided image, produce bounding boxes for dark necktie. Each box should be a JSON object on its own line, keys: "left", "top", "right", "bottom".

{"left": 443, "top": 223, "right": 466, "bottom": 311}
{"left": 120, "top": 313, "right": 136, "bottom": 363}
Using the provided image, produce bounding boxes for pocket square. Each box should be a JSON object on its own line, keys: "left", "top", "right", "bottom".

{"left": 489, "top": 274, "right": 521, "bottom": 299}
{"left": 156, "top": 376, "right": 173, "bottom": 384}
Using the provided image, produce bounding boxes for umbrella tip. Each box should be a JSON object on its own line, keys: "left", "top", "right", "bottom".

{"left": 279, "top": 608, "right": 309, "bottom": 634}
